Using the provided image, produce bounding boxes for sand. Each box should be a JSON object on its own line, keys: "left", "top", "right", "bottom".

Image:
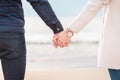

{"left": 0, "top": 69, "right": 110, "bottom": 80}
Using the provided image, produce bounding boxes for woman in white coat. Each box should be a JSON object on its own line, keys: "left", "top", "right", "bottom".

{"left": 54, "top": 0, "right": 120, "bottom": 79}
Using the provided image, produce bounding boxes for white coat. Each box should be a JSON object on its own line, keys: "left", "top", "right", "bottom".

{"left": 69, "top": 0, "right": 120, "bottom": 69}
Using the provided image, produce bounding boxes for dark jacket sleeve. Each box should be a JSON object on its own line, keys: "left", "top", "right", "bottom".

{"left": 27, "top": 0, "right": 64, "bottom": 34}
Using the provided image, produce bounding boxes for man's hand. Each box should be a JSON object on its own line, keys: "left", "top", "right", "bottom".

{"left": 53, "top": 33, "right": 60, "bottom": 48}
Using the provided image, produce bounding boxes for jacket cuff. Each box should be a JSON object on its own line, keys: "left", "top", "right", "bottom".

{"left": 49, "top": 21, "right": 64, "bottom": 34}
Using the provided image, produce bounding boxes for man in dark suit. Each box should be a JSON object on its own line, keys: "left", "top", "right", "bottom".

{"left": 0, "top": 0, "right": 63, "bottom": 80}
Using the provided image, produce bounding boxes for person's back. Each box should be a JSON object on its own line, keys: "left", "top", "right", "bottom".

{"left": 54, "top": 0, "right": 120, "bottom": 80}
{"left": 0, "top": 0, "right": 24, "bottom": 33}
{"left": 0, "top": 0, "right": 63, "bottom": 80}
{"left": 98, "top": 0, "right": 120, "bottom": 69}
{"left": 103, "top": 0, "right": 120, "bottom": 32}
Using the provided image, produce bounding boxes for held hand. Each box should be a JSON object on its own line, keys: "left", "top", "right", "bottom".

{"left": 53, "top": 31, "right": 70, "bottom": 48}
{"left": 57, "top": 31, "right": 71, "bottom": 48}
{"left": 58, "top": 28, "right": 74, "bottom": 48}
{"left": 53, "top": 28, "right": 74, "bottom": 48}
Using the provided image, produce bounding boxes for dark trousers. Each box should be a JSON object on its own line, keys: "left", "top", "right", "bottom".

{"left": 108, "top": 69, "right": 120, "bottom": 80}
{"left": 0, "top": 33, "right": 26, "bottom": 80}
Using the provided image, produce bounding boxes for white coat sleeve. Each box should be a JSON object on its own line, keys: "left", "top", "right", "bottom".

{"left": 69, "top": 0, "right": 110, "bottom": 33}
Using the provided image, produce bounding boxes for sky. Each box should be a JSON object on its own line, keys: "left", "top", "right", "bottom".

{"left": 22, "top": 0, "right": 88, "bottom": 17}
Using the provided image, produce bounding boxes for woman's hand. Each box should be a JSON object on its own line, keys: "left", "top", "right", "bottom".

{"left": 53, "top": 28, "right": 74, "bottom": 48}
{"left": 57, "top": 31, "right": 71, "bottom": 48}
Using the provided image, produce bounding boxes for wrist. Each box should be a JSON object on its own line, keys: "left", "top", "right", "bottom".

{"left": 50, "top": 21, "right": 64, "bottom": 34}
{"left": 65, "top": 28, "right": 74, "bottom": 37}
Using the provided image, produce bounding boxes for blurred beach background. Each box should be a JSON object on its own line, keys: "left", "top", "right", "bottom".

{"left": 23, "top": 0, "right": 103, "bottom": 70}
{"left": 0, "top": 0, "right": 110, "bottom": 80}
